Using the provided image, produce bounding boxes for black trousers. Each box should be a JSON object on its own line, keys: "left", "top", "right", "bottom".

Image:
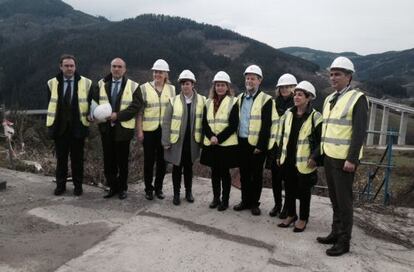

{"left": 271, "top": 163, "right": 283, "bottom": 208}
{"left": 238, "top": 138, "right": 266, "bottom": 208}
{"left": 143, "top": 127, "right": 166, "bottom": 193}
{"left": 282, "top": 163, "right": 313, "bottom": 220}
{"left": 324, "top": 156, "right": 355, "bottom": 241}
{"left": 55, "top": 133, "right": 85, "bottom": 188}
{"left": 101, "top": 133, "right": 131, "bottom": 192}
{"left": 172, "top": 142, "right": 193, "bottom": 195}
{"left": 211, "top": 166, "right": 231, "bottom": 203}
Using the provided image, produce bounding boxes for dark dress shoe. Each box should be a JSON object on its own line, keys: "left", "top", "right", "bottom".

{"left": 278, "top": 206, "right": 288, "bottom": 219}
{"left": 277, "top": 215, "right": 298, "bottom": 228}
{"left": 326, "top": 242, "right": 350, "bottom": 256}
{"left": 118, "top": 191, "right": 127, "bottom": 200}
{"left": 145, "top": 191, "right": 154, "bottom": 200}
{"left": 251, "top": 206, "right": 261, "bottom": 216}
{"left": 73, "top": 187, "right": 83, "bottom": 196}
{"left": 103, "top": 190, "right": 117, "bottom": 199}
{"left": 233, "top": 202, "right": 249, "bottom": 211}
{"left": 155, "top": 191, "right": 165, "bottom": 199}
{"left": 185, "top": 192, "right": 194, "bottom": 203}
{"left": 217, "top": 201, "right": 228, "bottom": 211}
{"left": 293, "top": 220, "right": 308, "bottom": 232}
{"left": 269, "top": 206, "right": 281, "bottom": 217}
{"left": 54, "top": 186, "right": 66, "bottom": 196}
{"left": 173, "top": 195, "right": 180, "bottom": 205}
{"left": 317, "top": 233, "right": 338, "bottom": 244}
{"left": 209, "top": 199, "right": 220, "bottom": 209}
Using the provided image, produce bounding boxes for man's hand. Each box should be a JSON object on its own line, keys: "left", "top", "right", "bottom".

{"left": 164, "top": 145, "right": 171, "bottom": 150}
{"left": 253, "top": 148, "right": 262, "bottom": 154}
{"left": 343, "top": 160, "right": 356, "bottom": 172}
{"left": 210, "top": 136, "right": 218, "bottom": 145}
{"left": 137, "top": 131, "right": 144, "bottom": 143}
{"left": 110, "top": 112, "right": 117, "bottom": 122}
{"left": 307, "top": 158, "right": 317, "bottom": 168}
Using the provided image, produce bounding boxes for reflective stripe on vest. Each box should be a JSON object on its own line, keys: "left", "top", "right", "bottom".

{"left": 141, "top": 82, "right": 175, "bottom": 131}
{"left": 203, "top": 96, "right": 238, "bottom": 146}
{"left": 98, "top": 78, "right": 139, "bottom": 129}
{"left": 280, "top": 109, "right": 322, "bottom": 174}
{"left": 321, "top": 89, "right": 365, "bottom": 159}
{"left": 268, "top": 99, "right": 280, "bottom": 149}
{"left": 170, "top": 93, "right": 205, "bottom": 144}
{"left": 237, "top": 91, "right": 272, "bottom": 147}
{"left": 46, "top": 76, "right": 91, "bottom": 127}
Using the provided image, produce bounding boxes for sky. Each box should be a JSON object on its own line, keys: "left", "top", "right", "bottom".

{"left": 63, "top": 0, "right": 414, "bottom": 55}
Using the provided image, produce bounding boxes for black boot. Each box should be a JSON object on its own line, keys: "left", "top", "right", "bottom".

{"left": 54, "top": 183, "right": 66, "bottom": 196}
{"left": 185, "top": 191, "right": 194, "bottom": 203}
{"left": 209, "top": 198, "right": 220, "bottom": 209}
{"left": 217, "top": 200, "right": 228, "bottom": 211}
{"left": 317, "top": 232, "right": 338, "bottom": 245}
{"left": 269, "top": 205, "right": 281, "bottom": 217}
{"left": 173, "top": 193, "right": 180, "bottom": 205}
{"left": 278, "top": 204, "right": 288, "bottom": 219}
{"left": 326, "top": 240, "right": 350, "bottom": 256}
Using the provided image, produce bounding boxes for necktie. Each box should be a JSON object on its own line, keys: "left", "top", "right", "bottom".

{"left": 64, "top": 80, "right": 72, "bottom": 105}
{"left": 111, "top": 81, "right": 120, "bottom": 109}
{"left": 329, "top": 92, "right": 341, "bottom": 110}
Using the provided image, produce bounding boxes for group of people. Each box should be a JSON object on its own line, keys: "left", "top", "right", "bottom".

{"left": 46, "top": 54, "right": 367, "bottom": 257}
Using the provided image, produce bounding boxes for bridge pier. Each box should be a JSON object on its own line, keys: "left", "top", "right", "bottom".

{"left": 379, "top": 107, "right": 390, "bottom": 146}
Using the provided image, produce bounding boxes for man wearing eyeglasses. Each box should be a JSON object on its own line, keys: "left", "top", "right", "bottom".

{"left": 46, "top": 54, "right": 92, "bottom": 196}
{"left": 317, "top": 56, "right": 368, "bottom": 256}
{"left": 233, "top": 64, "right": 274, "bottom": 216}
{"left": 92, "top": 58, "right": 142, "bottom": 200}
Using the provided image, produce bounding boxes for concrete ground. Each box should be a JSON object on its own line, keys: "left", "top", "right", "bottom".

{"left": 0, "top": 168, "right": 413, "bottom": 272}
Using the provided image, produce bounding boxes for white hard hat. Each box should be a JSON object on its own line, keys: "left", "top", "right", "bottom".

{"left": 244, "top": 65, "right": 263, "bottom": 78}
{"left": 93, "top": 103, "right": 112, "bottom": 122}
{"left": 330, "top": 56, "right": 355, "bottom": 73}
{"left": 276, "top": 73, "right": 297, "bottom": 88}
{"left": 295, "top": 81, "right": 316, "bottom": 98}
{"left": 178, "top": 69, "right": 196, "bottom": 83}
{"left": 212, "top": 71, "right": 231, "bottom": 84}
{"left": 151, "top": 59, "right": 170, "bottom": 72}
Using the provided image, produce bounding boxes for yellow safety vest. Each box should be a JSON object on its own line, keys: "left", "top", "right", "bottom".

{"left": 321, "top": 89, "right": 365, "bottom": 160}
{"left": 170, "top": 93, "right": 205, "bottom": 144}
{"left": 203, "top": 96, "right": 238, "bottom": 146}
{"left": 46, "top": 76, "right": 91, "bottom": 127}
{"left": 237, "top": 91, "right": 273, "bottom": 149}
{"left": 141, "top": 82, "right": 175, "bottom": 131}
{"left": 98, "top": 78, "right": 139, "bottom": 129}
{"left": 280, "top": 109, "right": 323, "bottom": 174}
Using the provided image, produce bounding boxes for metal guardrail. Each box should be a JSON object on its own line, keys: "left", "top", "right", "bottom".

{"left": 359, "top": 129, "right": 398, "bottom": 206}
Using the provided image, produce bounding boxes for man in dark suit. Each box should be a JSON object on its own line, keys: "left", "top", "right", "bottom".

{"left": 46, "top": 54, "right": 92, "bottom": 196}
{"left": 92, "top": 58, "right": 142, "bottom": 200}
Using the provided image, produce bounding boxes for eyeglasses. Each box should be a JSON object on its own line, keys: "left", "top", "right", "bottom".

{"left": 111, "top": 65, "right": 123, "bottom": 68}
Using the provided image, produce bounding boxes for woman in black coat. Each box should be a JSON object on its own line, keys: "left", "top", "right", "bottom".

{"left": 200, "top": 71, "right": 239, "bottom": 211}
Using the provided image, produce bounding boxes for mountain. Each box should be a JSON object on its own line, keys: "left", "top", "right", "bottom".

{"left": 279, "top": 47, "right": 360, "bottom": 70}
{"left": 280, "top": 47, "right": 414, "bottom": 100}
{"left": 0, "top": 0, "right": 323, "bottom": 109}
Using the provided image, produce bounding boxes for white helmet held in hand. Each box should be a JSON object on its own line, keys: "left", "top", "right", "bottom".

{"left": 93, "top": 103, "right": 112, "bottom": 122}
{"left": 244, "top": 65, "right": 263, "bottom": 78}
{"left": 330, "top": 56, "right": 355, "bottom": 73}
{"left": 276, "top": 73, "right": 297, "bottom": 88}
{"left": 178, "top": 69, "right": 196, "bottom": 83}
{"left": 151, "top": 59, "right": 170, "bottom": 72}
{"left": 213, "top": 71, "right": 231, "bottom": 83}
{"left": 295, "top": 81, "right": 316, "bottom": 99}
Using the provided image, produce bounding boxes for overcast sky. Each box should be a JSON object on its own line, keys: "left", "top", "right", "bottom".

{"left": 63, "top": 0, "right": 414, "bottom": 55}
